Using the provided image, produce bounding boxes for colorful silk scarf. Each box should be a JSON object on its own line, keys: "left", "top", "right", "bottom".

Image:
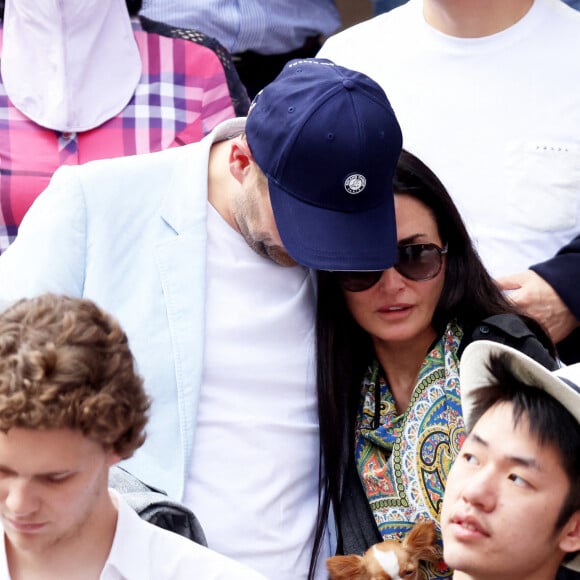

{"left": 354, "top": 322, "right": 465, "bottom": 579}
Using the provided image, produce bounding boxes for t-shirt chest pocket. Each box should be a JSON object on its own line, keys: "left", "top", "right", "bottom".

{"left": 505, "top": 140, "right": 580, "bottom": 232}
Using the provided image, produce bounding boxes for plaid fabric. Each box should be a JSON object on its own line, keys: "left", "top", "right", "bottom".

{"left": 0, "top": 18, "right": 243, "bottom": 253}
{"left": 139, "top": 16, "right": 250, "bottom": 119}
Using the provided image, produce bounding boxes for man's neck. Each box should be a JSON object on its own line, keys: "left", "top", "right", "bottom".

{"left": 423, "top": 0, "right": 535, "bottom": 37}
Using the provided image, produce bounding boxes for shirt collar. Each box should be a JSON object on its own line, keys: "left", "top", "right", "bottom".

{"left": 101, "top": 490, "right": 152, "bottom": 580}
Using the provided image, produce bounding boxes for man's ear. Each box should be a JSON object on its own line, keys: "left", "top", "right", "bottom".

{"left": 558, "top": 511, "right": 580, "bottom": 555}
{"left": 106, "top": 451, "right": 122, "bottom": 469}
{"left": 228, "top": 138, "right": 254, "bottom": 184}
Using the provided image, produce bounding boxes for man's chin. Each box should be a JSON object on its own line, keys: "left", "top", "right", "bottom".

{"left": 250, "top": 240, "right": 298, "bottom": 267}
{"left": 267, "top": 246, "right": 298, "bottom": 267}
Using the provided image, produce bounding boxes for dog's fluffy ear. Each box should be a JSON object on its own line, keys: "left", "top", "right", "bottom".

{"left": 404, "top": 521, "right": 439, "bottom": 562}
{"left": 326, "top": 554, "right": 365, "bottom": 579}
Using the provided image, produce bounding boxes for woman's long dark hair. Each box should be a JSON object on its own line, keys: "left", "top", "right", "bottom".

{"left": 308, "top": 149, "right": 553, "bottom": 575}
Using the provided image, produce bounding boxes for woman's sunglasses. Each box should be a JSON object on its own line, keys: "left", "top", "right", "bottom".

{"left": 337, "top": 243, "right": 448, "bottom": 292}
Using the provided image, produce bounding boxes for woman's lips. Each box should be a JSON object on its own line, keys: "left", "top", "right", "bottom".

{"left": 377, "top": 303, "right": 413, "bottom": 315}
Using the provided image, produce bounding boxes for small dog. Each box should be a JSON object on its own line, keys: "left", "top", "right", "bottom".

{"left": 326, "top": 521, "right": 439, "bottom": 580}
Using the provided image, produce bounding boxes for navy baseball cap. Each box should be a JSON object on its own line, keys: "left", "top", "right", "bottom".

{"left": 245, "top": 58, "right": 402, "bottom": 271}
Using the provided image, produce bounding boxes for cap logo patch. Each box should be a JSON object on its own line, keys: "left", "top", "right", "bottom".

{"left": 344, "top": 173, "right": 367, "bottom": 195}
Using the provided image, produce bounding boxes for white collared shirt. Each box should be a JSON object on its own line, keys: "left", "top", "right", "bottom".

{"left": 0, "top": 491, "right": 268, "bottom": 580}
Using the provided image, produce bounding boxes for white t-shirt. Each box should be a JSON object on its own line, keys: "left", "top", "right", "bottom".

{"left": 0, "top": 491, "right": 267, "bottom": 580}
{"left": 183, "top": 204, "right": 328, "bottom": 579}
{"left": 320, "top": 0, "right": 580, "bottom": 278}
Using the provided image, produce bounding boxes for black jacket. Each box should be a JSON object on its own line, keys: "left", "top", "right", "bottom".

{"left": 531, "top": 234, "right": 580, "bottom": 364}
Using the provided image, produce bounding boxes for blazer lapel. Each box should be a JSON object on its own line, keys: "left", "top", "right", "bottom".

{"left": 155, "top": 141, "right": 210, "bottom": 485}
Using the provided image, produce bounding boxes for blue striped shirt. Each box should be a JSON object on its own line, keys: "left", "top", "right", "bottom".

{"left": 140, "top": 0, "right": 341, "bottom": 54}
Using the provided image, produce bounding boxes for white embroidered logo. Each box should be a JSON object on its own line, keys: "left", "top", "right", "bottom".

{"left": 344, "top": 174, "right": 367, "bottom": 195}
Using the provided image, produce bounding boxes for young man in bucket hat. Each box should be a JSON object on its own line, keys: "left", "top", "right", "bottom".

{"left": 441, "top": 341, "right": 580, "bottom": 580}
{"left": 0, "top": 58, "right": 402, "bottom": 579}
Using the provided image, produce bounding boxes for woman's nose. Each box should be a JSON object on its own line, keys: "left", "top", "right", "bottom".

{"left": 375, "top": 267, "right": 406, "bottom": 292}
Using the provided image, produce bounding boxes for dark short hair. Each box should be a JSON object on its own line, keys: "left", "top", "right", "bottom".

{"left": 0, "top": 294, "right": 150, "bottom": 458}
{"left": 469, "top": 353, "right": 580, "bottom": 532}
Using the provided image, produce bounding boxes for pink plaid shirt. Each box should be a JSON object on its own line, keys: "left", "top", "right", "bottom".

{"left": 0, "top": 19, "right": 239, "bottom": 253}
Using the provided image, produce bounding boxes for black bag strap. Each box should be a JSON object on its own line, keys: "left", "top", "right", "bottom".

{"left": 109, "top": 465, "right": 207, "bottom": 546}
{"left": 460, "top": 313, "right": 558, "bottom": 371}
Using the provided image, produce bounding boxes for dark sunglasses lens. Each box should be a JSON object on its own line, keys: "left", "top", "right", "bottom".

{"left": 395, "top": 244, "right": 443, "bottom": 281}
{"left": 337, "top": 271, "right": 383, "bottom": 292}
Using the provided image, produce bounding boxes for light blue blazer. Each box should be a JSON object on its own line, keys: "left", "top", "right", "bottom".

{"left": 0, "top": 119, "right": 247, "bottom": 499}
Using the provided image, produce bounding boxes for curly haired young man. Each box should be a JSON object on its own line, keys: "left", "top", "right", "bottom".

{"left": 0, "top": 294, "right": 265, "bottom": 579}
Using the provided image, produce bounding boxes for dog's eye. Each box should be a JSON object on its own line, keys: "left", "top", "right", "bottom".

{"left": 401, "top": 569, "right": 415, "bottom": 578}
